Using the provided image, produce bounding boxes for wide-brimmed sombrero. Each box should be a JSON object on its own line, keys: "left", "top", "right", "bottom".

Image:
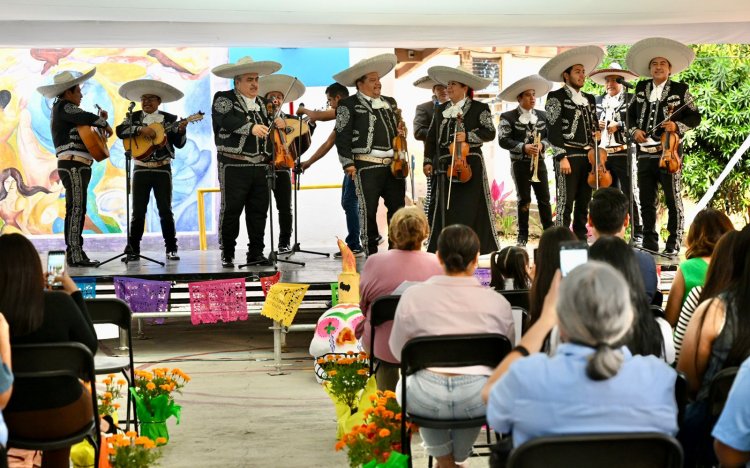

{"left": 36, "top": 68, "right": 96, "bottom": 98}
{"left": 413, "top": 75, "right": 441, "bottom": 89}
{"left": 118, "top": 79, "right": 184, "bottom": 103}
{"left": 211, "top": 56, "right": 282, "bottom": 79}
{"left": 499, "top": 74, "right": 552, "bottom": 102}
{"left": 332, "top": 53, "right": 397, "bottom": 87}
{"left": 626, "top": 37, "right": 695, "bottom": 77}
{"left": 258, "top": 74, "right": 306, "bottom": 103}
{"left": 588, "top": 62, "right": 638, "bottom": 86}
{"left": 427, "top": 66, "right": 492, "bottom": 91}
{"left": 539, "top": 46, "right": 604, "bottom": 83}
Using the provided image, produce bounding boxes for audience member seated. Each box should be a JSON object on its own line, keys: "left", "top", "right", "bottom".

{"left": 356, "top": 207, "right": 442, "bottom": 391}
{"left": 712, "top": 355, "right": 750, "bottom": 467}
{"left": 0, "top": 312, "right": 12, "bottom": 457}
{"left": 674, "top": 230, "right": 738, "bottom": 360}
{"left": 665, "top": 208, "right": 734, "bottom": 326}
{"left": 588, "top": 187, "right": 658, "bottom": 303}
{"left": 0, "top": 233, "right": 98, "bottom": 468}
{"left": 589, "top": 236, "right": 673, "bottom": 363}
{"left": 677, "top": 225, "right": 750, "bottom": 466}
{"left": 483, "top": 262, "right": 677, "bottom": 453}
{"left": 389, "top": 224, "right": 515, "bottom": 468}
{"left": 490, "top": 246, "right": 531, "bottom": 290}
{"left": 528, "top": 226, "right": 576, "bottom": 327}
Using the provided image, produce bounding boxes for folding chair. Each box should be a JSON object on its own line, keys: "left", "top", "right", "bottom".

{"left": 650, "top": 304, "right": 667, "bottom": 320}
{"left": 708, "top": 366, "right": 739, "bottom": 424}
{"left": 368, "top": 295, "right": 400, "bottom": 375}
{"left": 496, "top": 289, "right": 530, "bottom": 312}
{"left": 505, "top": 432, "right": 683, "bottom": 468}
{"left": 8, "top": 342, "right": 101, "bottom": 466}
{"left": 86, "top": 298, "right": 138, "bottom": 431}
{"left": 400, "top": 334, "right": 512, "bottom": 467}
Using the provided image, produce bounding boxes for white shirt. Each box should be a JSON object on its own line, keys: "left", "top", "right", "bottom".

{"left": 142, "top": 111, "right": 164, "bottom": 125}
{"left": 442, "top": 98, "right": 466, "bottom": 118}
{"left": 518, "top": 107, "right": 538, "bottom": 125}
{"left": 240, "top": 94, "right": 261, "bottom": 112}
{"left": 566, "top": 85, "right": 589, "bottom": 107}
{"left": 649, "top": 82, "right": 666, "bottom": 102}
{"left": 360, "top": 93, "right": 389, "bottom": 109}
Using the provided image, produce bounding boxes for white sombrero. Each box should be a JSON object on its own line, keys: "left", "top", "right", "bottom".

{"left": 258, "top": 74, "right": 306, "bottom": 103}
{"left": 499, "top": 74, "right": 552, "bottom": 102}
{"left": 36, "top": 67, "right": 96, "bottom": 99}
{"left": 413, "top": 75, "right": 441, "bottom": 89}
{"left": 539, "top": 46, "right": 604, "bottom": 82}
{"left": 332, "top": 53, "right": 397, "bottom": 87}
{"left": 626, "top": 37, "right": 695, "bottom": 77}
{"left": 588, "top": 62, "right": 638, "bottom": 86}
{"left": 427, "top": 65, "right": 492, "bottom": 91}
{"left": 211, "top": 56, "right": 282, "bottom": 79}
{"left": 118, "top": 79, "right": 184, "bottom": 103}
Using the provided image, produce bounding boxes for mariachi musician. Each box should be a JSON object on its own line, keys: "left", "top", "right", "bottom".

{"left": 540, "top": 46, "right": 603, "bottom": 241}
{"left": 115, "top": 79, "right": 187, "bottom": 262}
{"left": 626, "top": 37, "right": 701, "bottom": 255}
{"left": 36, "top": 68, "right": 113, "bottom": 267}
{"left": 423, "top": 65, "right": 499, "bottom": 254}
{"left": 258, "top": 74, "right": 307, "bottom": 255}
{"left": 498, "top": 74, "right": 554, "bottom": 247}
{"left": 589, "top": 63, "right": 643, "bottom": 245}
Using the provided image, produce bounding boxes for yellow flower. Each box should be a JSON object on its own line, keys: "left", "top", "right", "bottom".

{"left": 146, "top": 382, "right": 156, "bottom": 391}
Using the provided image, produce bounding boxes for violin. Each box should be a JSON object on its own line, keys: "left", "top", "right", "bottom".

{"left": 447, "top": 113, "right": 472, "bottom": 184}
{"left": 390, "top": 108, "right": 409, "bottom": 179}
{"left": 587, "top": 131, "right": 612, "bottom": 189}
{"left": 659, "top": 103, "right": 682, "bottom": 174}
{"left": 266, "top": 102, "right": 295, "bottom": 170}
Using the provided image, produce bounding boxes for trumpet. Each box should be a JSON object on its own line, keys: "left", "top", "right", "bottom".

{"left": 530, "top": 131, "right": 541, "bottom": 182}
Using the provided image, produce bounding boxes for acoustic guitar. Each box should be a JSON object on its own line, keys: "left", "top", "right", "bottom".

{"left": 76, "top": 104, "right": 110, "bottom": 162}
{"left": 124, "top": 111, "right": 204, "bottom": 160}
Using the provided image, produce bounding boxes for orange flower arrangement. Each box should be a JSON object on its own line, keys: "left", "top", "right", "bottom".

{"left": 98, "top": 374, "right": 127, "bottom": 416}
{"left": 132, "top": 367, "right": 191, "bottom": 443}
{"left": 133, "top": 368, "right": 190, "bottom": 414}
{"left": 317, "top": 351, "right": 370, "bottom": 410}
{"left": 108, "top": 432, "right": 165, "bottom": 468}
{"left": 335, "top": 390, "right": 415, "bottom": 467}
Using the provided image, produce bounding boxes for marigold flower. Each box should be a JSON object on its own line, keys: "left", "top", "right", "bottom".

{"left": 146, "top": 382, "right": 156, "bottom": 391}
{"left": 346, "top": 350, "right": 354, "bottom": 355}
{"left": 113, "top": 403, "right": 121, "bottom": 409}
{"left": 103, "top": 392, "right": 113, "bottom": 399}
{"left": 125, "top": 431, "right": 138, "bottom": 438}
{"left": 102, "top": 378, "right": 112, "bottom": 385}
{"left": 155, "top": 437, "right": 167, "bottom": 445}
{"left": 317, "top": 358, "right": 325, "bottom": 364}
{"left": 160, "top": 384, "right": 171, "bottom": 391}
{"left": 328, "top": 370, "right": 337, "bottom": 376}
{"left": 369, "top": 394, "right": 377, "bottom": 402}
{"left": 334, "top": 440, "right": 346, "bottom": 451}
{"left": 379, "top": 428, "right": 391, "bottom": 438}
{"left": 383, "top": 390, "right": 397, "bottom": 399}
{"left": 107, "top": 373, "right": 116, "bottom": 379}
{"left": 357, "top": 369, "right": 368, "bottom": 375}
{"left": 135, "top": 436, "right": 150, "bottom": 446}
{"left": 117, "top": 438, "right": 131, "bottom": 447}
{"left": 117, "top": 379, "right": 126, "bottom": 386}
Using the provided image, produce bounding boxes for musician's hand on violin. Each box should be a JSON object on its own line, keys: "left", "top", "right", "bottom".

{"left": 252, "top": 124, "right": 270, "bottom": 138}
{"left": 607, "top": 122, "right": 619, "bottom": 134}
{"left": 661, "top": 121, "right": 677, "bottom": 133}
{"left": 559, "top": 157, "right": 572, "bottom": 175}
{"left": 524, "top": 144, "right": 539, "bottom": 157}
{"left": 345, "top": 166, "right": 357, "bottom": 181}
{"left": 139, "top": 126, "right": 157, "bottom": 139}
{"left": 633, "top": 129, "right": 647, "bottom": 143}
{"left": 423, "top": 164, "right": 433, "bottom": 178}
{"left": 177, "top": 120, "right": 189, "bottom": 133}
{"left": 274, "top": 117, "right": 287, "bottom": 130}
{"left": 455, "top": 132, "right": 466, "bottom": 143}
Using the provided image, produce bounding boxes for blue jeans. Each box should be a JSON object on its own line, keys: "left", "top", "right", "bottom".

{"left": 397, "top": 371, "right": 488, "bottom": 462}
{"left": 341, "top": 175, "right": 361, "bottom": 250}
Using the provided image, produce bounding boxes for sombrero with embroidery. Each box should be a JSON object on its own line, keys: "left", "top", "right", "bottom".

{"left": 211, "top": 56, "right": 281, "bottom": 79}
{"left": 118, "top": 79, "right": 184, "bottom": 103}
{"left": 499, "top": 74, "right": 552, "bottom": 102}
{"left": 588, "top": 62, "right": 638, "bottom": 86}
{"left": 413, "top": 75, "right": 441, "bottom": 89}
{"left": 258, "top": 74, "right": 306, "bottom": 103}
{"left": 332, "top": 53, "right": 397, "bottom": 87}
{"left": 36, "top": 67, "right": 96, "bottom": 99}
{"left": 539, "top": 46, "right": 604, "bottom": 83}
{"left": 427, "top": 65, "right": 492, "bottom": 91}
{"left": 626, "top": 37, "right": 695, "bottom": 77}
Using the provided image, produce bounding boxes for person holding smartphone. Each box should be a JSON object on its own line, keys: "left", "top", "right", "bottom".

{"left": 0, "top": 233, "right": 97, "bottom": 468}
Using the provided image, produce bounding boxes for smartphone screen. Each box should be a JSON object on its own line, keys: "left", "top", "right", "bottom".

{"left": 559, "top": 241, "right": 588, "bottom": 277}
{"left": 47, "top": 250, "right": 66, "bottom": 287}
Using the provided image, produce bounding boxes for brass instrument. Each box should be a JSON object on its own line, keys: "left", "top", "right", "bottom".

{"left": 530, "top": 131, "right": 541, "bottom": 182}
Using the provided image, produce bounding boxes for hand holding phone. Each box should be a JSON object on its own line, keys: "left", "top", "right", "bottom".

{"left": 559, "top": 241, "right": 588, "bottom": 277}
{"left": 46, "top": 250, "right": 66, "bottom": 289}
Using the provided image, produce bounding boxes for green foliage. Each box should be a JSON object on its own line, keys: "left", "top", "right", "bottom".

{"left": 583, "top": 44, "right": 750, "bottom": 218}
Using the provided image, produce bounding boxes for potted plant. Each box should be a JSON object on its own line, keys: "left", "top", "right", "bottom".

{"left": 130, "top": 368, "right": 190, "bottom": 443}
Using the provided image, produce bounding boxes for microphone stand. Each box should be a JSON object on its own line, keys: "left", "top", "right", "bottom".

{"left": 98, "top": 102, "right": 165, "bottom": 267}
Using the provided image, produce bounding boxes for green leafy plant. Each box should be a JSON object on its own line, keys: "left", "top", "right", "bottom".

{"left": 317, "top": 352, "right": 371, "bottom": 410}
{"left": 109, "top": 432, "right": 164, "bottom": 468}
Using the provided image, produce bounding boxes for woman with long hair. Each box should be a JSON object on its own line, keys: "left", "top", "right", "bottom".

{"left": 0, "top": 233, "right": 97, "bottom": 467}
{"left": 528, "top": 226, "right": 577, "bottom": 326}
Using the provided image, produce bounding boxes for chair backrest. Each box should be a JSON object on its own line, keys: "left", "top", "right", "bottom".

{"left": 370, "top": 295, "right": 400, "bottom": 327}
{"left": 400, "top": 334, "right": 512, "bottom": 377}
{"left": 85, "top": 297, "right": 132, "bottom": 330}
{"left": 675, "top": 371, "right": 689, "bottom": 429}
{"left": 708, "top": 366, "right": 739, "bottom": 421}
{"left": 496, "top": 289, "right": 530, "bottom": 312}
{"left": 506, "top": 432, "right": 683, "bottom": 468}
{"left": 9, "top": 342, "right": 100, "bottom": 454}
{"left": 650, "top": 304, "right": 666, "bottom": 320}
{"left": 510, "top": 307, "right": 528, "bottom": 347}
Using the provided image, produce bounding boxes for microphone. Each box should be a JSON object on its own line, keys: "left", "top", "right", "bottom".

{"left": 128, "top": 101, "right": 136, "bottom": 111}
{"left": 615, "top": 77, "right": 634, "bottom": 89}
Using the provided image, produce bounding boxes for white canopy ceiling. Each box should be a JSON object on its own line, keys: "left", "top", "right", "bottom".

{"left": 2, "top": 0, "right": 749, "bottom": 47}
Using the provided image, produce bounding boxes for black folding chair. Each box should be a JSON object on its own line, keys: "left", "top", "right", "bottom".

{"left": 8, "top": 342, "right": 101, "bottom": 466}
{"left": 650, "top": 304, "right": 667, "bottom": 320}
{"left": 368, "top": 295, "right": 400, "bottom": 375}
{"left": 675, "top": 371, "right": 689, "bottom": 429}
{"left": 495, "top": 289, "right": 530, "bottom": 312}
{"left": 708, "top": 366, "right": 739, "bottom": 424}
{"left": 86, "top": 298, "right": 138, "bottom": 431}
{"left": 400, "top": 334, "right": 512, "bottom": 467}
{"left": 505, "top": 432, "right": 683, "bottom": 468}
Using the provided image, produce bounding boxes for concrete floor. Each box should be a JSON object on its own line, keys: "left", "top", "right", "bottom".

{"left": 103, "top": 315, "right": 493, "bottom": 468}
